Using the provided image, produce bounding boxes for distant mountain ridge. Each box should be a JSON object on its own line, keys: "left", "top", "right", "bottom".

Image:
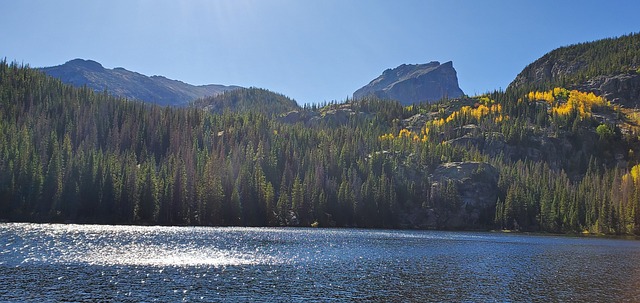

{"left": 41, "top": 59, "right": 241, "bottom": 106}
{"left": 353, "top": 61, "right": 464, "bottom": 105}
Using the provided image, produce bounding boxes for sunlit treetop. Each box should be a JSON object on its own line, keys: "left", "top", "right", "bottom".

{"left": 527, "top": 88, "right": 608, "bottom": 118}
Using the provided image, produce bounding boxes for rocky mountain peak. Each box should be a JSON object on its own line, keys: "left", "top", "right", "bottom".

{"left": 354, "top": 61, "right": 464, "bottom": 105}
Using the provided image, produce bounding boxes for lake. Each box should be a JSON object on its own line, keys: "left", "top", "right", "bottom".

{"left": 2, "top": 223, "right": 640, "bottom": 302}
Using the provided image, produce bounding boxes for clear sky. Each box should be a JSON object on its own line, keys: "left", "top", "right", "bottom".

{"left": 2, "top": 0, "right": 639, "bottom": 105}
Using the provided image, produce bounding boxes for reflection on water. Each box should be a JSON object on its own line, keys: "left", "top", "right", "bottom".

{"left": 2, "top": 224, "right": 281, "bottom": 267}
{"left": 2, "top": 223, "right": 640, "bottom": 302}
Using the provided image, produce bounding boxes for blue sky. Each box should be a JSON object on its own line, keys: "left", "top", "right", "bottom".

{"left": 2, "top": 0, "right": 639, "bottom": 105}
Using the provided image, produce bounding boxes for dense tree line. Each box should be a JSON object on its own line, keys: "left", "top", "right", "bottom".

{"left": 0, "top": 60, "right": 430, "bottom": 227}
{"left": 494, "top": 158, "right": 640, "bottom": 234}
{"left": 3, "top": 57, "right": 640, "bottom": 234}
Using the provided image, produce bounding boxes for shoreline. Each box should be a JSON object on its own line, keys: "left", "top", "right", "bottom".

{"left": 3, "top": 220, "right": 640, "bottom": 240}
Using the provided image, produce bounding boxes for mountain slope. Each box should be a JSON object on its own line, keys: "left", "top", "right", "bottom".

{"left": 41, "top": 59, "right": 240, "bottom": 106}
{"left": 192, "top": 87, "right": 300, "bottom": 116}
{"left": 4, "top": 33, "right": 640, "bottom": 235}
{"left": 353, "top": 61, "right": 464, "bottom": 105}
{"left": 508, "top": 33, "right": 640, "bottom": 106}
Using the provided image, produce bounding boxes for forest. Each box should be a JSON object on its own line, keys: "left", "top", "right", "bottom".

{"left": 2, "top": 33, "right": 640, "bottom": 234}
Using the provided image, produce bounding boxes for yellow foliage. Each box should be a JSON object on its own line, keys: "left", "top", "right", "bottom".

{"left": 528, "top": 90, "right": 555, "bottom": 103}
{"left": 398, "top": 128, "right": 412, "bottom": 138}
{"left": 379, "top": 129, "right": 421, "bottom": 143}
{"left": 622, "top": 164, "right": 640, "bottom": 189}
{"left": 416, "top": 98, "right": 507, "bottom": 145}
{"left": 429, "top": 118, "right": 445, "bottom": 127}
{"left": 471, "top": 104, "right": 490, "bottom": 120}
{"left": 445, "top": 107, "right": 462, "bottom": 123}
{"left": 528, "top": 87, "right": 571, "bottom": 105}
{"left": 627, "top": 110, "right": 640, "bottom": 126}
{"left": 631, "top": 164, "right": 640, "bottom": 184}
{"left": 379, "top": 133, "right": 394, "bottom": 141}
{"left": 553, "top": 87, "right": 570, "bottom": 99}
{"left": 527, "top": 88, "right": 607, "bottom": 118}
{"left": 553, "top": 90, "right": 605, "bottom": 118}
{"left": 477, "top": 96, "right": 495, "bottom": 105}
{"left": 420, "top": 100, "right": 505, "bottom": 139}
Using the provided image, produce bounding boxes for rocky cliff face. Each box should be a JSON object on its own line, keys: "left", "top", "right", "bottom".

{"left": 508, "top": 54, "right": 585, "bottom": 90}
{"left": 41, "top": 59, "right": 240, "bottom": 106}
{"left": 353, "top": 61, "right": 464, "bottom": 105}
{"left": 573, "top": 73, "right": 640, "bottom": 107}
{"left": 397, "top": 161, "right": 499, "bottom": 230}
{"left": 426, "top": 162, "right": 499, "bottom": 229}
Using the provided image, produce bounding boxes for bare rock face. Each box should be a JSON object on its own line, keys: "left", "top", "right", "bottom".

{"left": 426, "top": 162, "right": 499, "bottom": 229}
{"left": 509, "top": 56, "right": 586, "bottom": 90}
{"left": 353, "top": 61, "right": 464, "bottom": 105}
{"left": 573, "top": 73, "right": 640, "bottom": 107}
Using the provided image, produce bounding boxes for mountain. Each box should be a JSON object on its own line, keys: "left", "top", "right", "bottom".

{"left": 40, "top": 59, "right": 241, "bottom": 106}
{"left": 192, "top": 87, "right": 300, "bottom": 116}
{"left": 508, "top": 33, "right": 640, "bottom": 106}
{"left": 353, "top": 61, "right": 464, "bottom": 105}
{"left": 5, "top": 33, "right": 640, "bottom": 235}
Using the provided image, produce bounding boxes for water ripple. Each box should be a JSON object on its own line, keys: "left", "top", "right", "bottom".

{"left": 2, "top": 223, "right": 640, "bottom": 302}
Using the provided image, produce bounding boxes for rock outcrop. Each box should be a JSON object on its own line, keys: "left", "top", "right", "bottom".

{"left": 41, "top": 59, "right": 240, "bottom": 106}
{"left": 277, "top": 103, "right": 373, "bottom": 127}
{"left": 508, "top": 54, "right": 586, "bottom": 90}
{"left": 353, "top": 61, "right": 464, "bottom": 105}
{"left": 399, "top": 162, "right": 499, "bottom": 230}
{"left": 573, "top": 73, "right": 640, "bottom": 107}
{"left": 426, "top": 162, "right": 499, "bottom": 229}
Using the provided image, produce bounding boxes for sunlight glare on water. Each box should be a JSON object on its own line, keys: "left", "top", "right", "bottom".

{"left": 81, "top": 243, "right": 268, "bottom": 267}
{"left": 2, "top": 223, "right": 278, "bottom": 267}
{"left": 3, "top": 223, "right": 640, "bottom": 302}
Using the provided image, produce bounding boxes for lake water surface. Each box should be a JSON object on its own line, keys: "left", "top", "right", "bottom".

{"left": 2, "top": 223, "right": 640, "bottom": 302}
